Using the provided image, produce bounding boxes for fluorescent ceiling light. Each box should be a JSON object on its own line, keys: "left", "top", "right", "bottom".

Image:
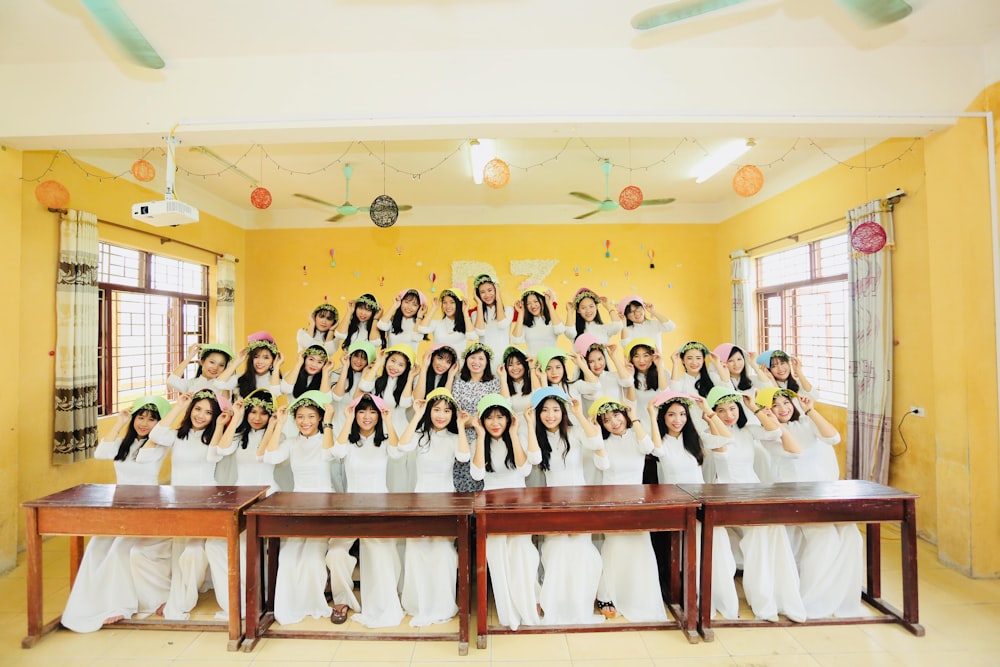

{"left": 692, "top": 139, "right": 754, "bottom": 184}
{"left": 468, "top": 138, "right": 495, "bottom": 185}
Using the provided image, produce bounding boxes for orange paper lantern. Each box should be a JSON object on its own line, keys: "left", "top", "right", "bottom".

{"left": 732, "top": 164, "right": 764, "bottom": 197}
{"left": 130, "top": 159, "right": 156, "bottom": 182}
{"left": 483, "top": 158, "right": 510, "bottom": 189}
{"left": 34, "top": 180, "right": 70, "bottom": 209}
{"left": 250, "top": 186, "right": 273, "bottom": 209}
{"left": 619, "top": 185, "right": 644, "bottom": 210}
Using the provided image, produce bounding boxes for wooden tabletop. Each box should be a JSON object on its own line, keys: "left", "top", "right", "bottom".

{"left": 246, "top": 491, "right": 476, "bottom": 516}
{"left": 474, "top": 484, "right": 699, "bottom": 511}
{"left": 677, "top": 480, "right": 918, "bottom": 503}
{"left": 22, "top": 484, "right": 269, "bottom": 510}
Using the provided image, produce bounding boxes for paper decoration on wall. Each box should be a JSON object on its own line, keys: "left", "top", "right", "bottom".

{"left": 483, "top": 158, "right": 510, "bottom": 189}
{"left": 619, "top": 185, "right": 643, "bottom": 210}
{"left": 452, "top": 261, "right": 498, "bottom": 288}
{"left": 732, "top": 165, "right": 764, "bottom": 197}
{"left": 130, "top": 159, "right": 156, "bottom": 182}
{"left": 605, "top": 240, "right": 611, "bottom": 258}
{"left": 601, "top": 281, "right": 608, "bottom": 287}
{"left": 510, "top": 259, "right": 559, "bottom": 289}
{"left": 329, "top": 249, "right": 336, "bottom": 267}
{"left": 354, "top": 271, "right": 360, "bottom": 277}
{"left": 396, "top": 246, "right": 403, "bottom": 256}
{"left": 250, "top": 186, "right": 272, "bottom": 209}
{"left": 429, "top": 272, "right": 437, "bottom": 293}
{"left": 302, "top": 265, "right": 307, "bottom": 276}
{"left": 574, "top": 266, "right": 580, "bottom": 276}
{"left": 850, "top": 221, "right": 887, "bottom": 254}
{"left": 379, "top": 275, "right": 385, "bottom": 287}
{"left": 35, "top": 180, "right": 69, "bottom": 208}
{"left": 370, "top": 194, "right": 399, "bottom": 227}
{"left": 648, "top": 249, "right": 655, "bottom": 268}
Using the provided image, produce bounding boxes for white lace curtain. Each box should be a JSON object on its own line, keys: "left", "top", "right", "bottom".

{"left": 53, "top": 209, "right": 100, "bottom": 464}
{"left": 216, "top": 256, "right": 236, "bottom": 351}
{"left": 730, "top": 250, "right": 753, "bottom": 351}
{"left": 846, "top": 200, "right": 895, "bottom": 484}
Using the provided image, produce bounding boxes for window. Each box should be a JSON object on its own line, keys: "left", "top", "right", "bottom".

{"left": 755, "top": 233, "right": 849, "bottom": 406}
{"left": 97, "top": 243, "right": 209, "bottom": 415}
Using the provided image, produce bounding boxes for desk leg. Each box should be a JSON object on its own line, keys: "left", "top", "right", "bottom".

{"left": 456, "top": 515, "right": 470, "bottom": 656}
{"left": 668, "top": 532, "right": 682, "bottom": 606}
{"left": 697, "top": 514, "right": 714, "bottom": 642}
{"left": 901, "top": 500, "right": 924, "bottom": 634}
{"left": 682, "top": 509, "right": 699, "bottom": 644}
{"left": 243, "top": 518, "right": 261, "bottom": 653}
{"left": 22, "top": 508, "right": 42, "bottom": 648}
{"left": 226, "top": 520, "right": 243, "bottom": 651}
{"left": 866, "top": 523, "right": 882, "bottom": 599}
{"left": 476, "top": 514, "right": 487, "bottom": 650}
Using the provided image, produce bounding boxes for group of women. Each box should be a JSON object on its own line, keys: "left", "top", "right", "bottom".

{"left": 61, "top": 275, "right": 863, "bottom": 635}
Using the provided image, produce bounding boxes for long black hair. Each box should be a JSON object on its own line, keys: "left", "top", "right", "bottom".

{"left": 348, "top": 395, "right": 388, "bottom": 447}
{"left": 294, "top": 345, "right": 327, "bottom": 397}
{"left": 534, "top": 397, "right": 570, "bottom": 472}
{"left": 629, "top": 343, "right": 660, "bottom": 391}
{"left": 596, "top": 406, "right": 633, "bottom": 440}
{"left": 482, "top": 406, "right": 516, "bottom": 472}
{"left": 237, "top": 346, "right": 276, "bottom": 398}
{"left": 728, "top": 345, "right": 753, "bottom": 392}
{"left": 177, "top": 394, "right": 221, "bottom": 445}
{"left": 574, "top": 295, "right": 604, "bottom": 338}
{"left": 373, "top": 351, "right": 412, "bottom": 406}
{"left": 656, "top": 400, "right": 704, "bottom": 465}
{"left": 424, "top": 346, "right": 456, "bottom": 392}
{"left": 441, "top": 291, "right": 468, "bottom": 334}
{"left": 475, "top": 278, "right": 498, "bottom": 323}
{"left": 682, "top": 343, "right": 714, "bottom": 399}
{"left": 114, "top": 407, "right": 163, "bottom": 461}
{"left": 521, "top": 291, "right": 551, "bottom": 327}
{"left": 342, "top": 294, "right": 386, "bottom": 350}
{"left": 235, "top": 391, "right": 275, "bottom": 449}
{"left": 391, "top": 290, "right": 424, "bottom": 336}
{"left": 771, "top": 352, "right": 801, "bottom": 393}
{"left": 415, "top": 396, "right": 459, "bottom": 451}
{"left": 503, "top": 348, "right": 532, "bottom": 396}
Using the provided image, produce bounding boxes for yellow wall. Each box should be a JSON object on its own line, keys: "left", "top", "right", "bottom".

{"left": 0, "top": 146, "right": 23, "bottom": 572}
{"left": 10, "top": 152, "right": 247, "bottom": 559}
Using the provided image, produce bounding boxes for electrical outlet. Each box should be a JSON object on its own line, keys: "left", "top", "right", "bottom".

{"left": 909, "top": 406, "right": 926, "bottom": 417}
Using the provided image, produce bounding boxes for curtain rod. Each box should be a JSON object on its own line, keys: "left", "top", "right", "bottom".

{"left": 741, "top": 216, "right": 847, "bottom": 256}
{"left": 49, "top": 208, "right": 239, "bottom": 263}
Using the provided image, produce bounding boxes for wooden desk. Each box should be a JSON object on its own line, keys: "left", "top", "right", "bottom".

{"left": 474, "top": 484, "right": 699, "bottom": 648}
{"left": 678, "top": 480, "right": 924, "bottom": 641}
{"left": 22, "top": 484, "right": 268, "bottom": 650}
{"left": 243, "top": 491, "right": 475, "bottom": 655}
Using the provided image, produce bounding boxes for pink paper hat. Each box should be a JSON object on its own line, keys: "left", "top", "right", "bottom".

{"left": 616, "top": 295, "right": 645, "bottom": 316}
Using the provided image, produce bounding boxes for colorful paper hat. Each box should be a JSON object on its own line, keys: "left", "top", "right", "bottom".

{"left": 706, "top": 386, "right": 741, "bottom": 409}
{"left": 385, "top": 343, "right": 416, "bottom": 366}
{"left": 247, "top": 331, "right": 276, "bottom": 345}
{"left": 191, "top": 388, "right": 230, "bottom": 413}
{"left": 349, "top": 392, "right": 390, "bottom": 413}
{"left": 587, "top": 396, "right": 628, "bottom": 419}
{"left": 440, "top": 286, "right": 466, "bottom": 302}
{"left": 754, "top": 386, "right": 797, "bottom": 408}
{"left": 624, "top": 337, "right": 657, "bottom": 358}
{"left": 462, "top": 341, "right": 493, "bottom": 360}
{"left": 713, "top": 343, "right": 736, "bottom": 363}
{"left": 289, "top": 389, "right": 331, "bottom": 414}
{"left": 616, "top": 295, "right": 645, "bottom": 316}
{"left": 129, "top": 395, "right": 172, "bottom": 418}
{"left": 756, "top": 349, "right": 790, "bottom": 367}
{"left": 650, "top": 391, "right": 695, "bottom": 409}
{"left": 573, "top": 287, "right": 600, "bottom": 308}
{"left": 477, "top": 393, "right": 512, "bottom": 417}
{"left": 347, "top": 340, "right": 377, "bottom": 363}
{"left": 536, "top": 346, "right": 569, "bottom": 372}
{"left": 199, "top": 343, "right": 235, "bottom": 361}
{"left": 397, "top": 288, "right": 427, "bottom": 308}
{"left": 573, "top": 333, "right": 604, "bottom": 357}
{"left": 429, "top": 342, "right": 458, "bottom": 358}
{"left": 520, "top": 285, "right": 550, "bottom": 301}
{"left": 530, "top": 386, "right": 570, "bottom": 410}
{"left": 679, "top": 341, "right": 710, "bottom": 357}
{"left": 502, "top": 345, "right": 527, "bottom": 363}
{"left": 425, "top": 387, "right": 458, "bottom": 406}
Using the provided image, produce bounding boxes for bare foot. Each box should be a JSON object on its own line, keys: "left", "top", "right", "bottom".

{"left": 102, "top": 615, "right": 125, "bottom": 626}
{"left": 155, "top": 603, "right": 166, "bottom": 616}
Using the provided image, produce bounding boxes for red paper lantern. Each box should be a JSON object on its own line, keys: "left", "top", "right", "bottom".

{"left": 130, "top": 159, "right": 156, "bottom": 182}
{"left": 732, "top": 164, "right": 764, "bottom": 197}
{"left": 34, "top": 180, "right": 70, "bottom": 209}
{"left": 250, "top": 186, "right": 272, "bottom": 209}
{"left": 483, "top": 158, "right": 510, "bottom": 189}
{"left": 850, "top": 221, "right": 887, "bottom": 254}
{"left": 619, "top": 185, "right": 644, "bottom": 210}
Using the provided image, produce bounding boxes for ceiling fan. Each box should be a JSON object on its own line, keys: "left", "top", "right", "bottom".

{"left": 294, "top": 164, "right": 413, "bottom": 223}
{"left": 569, "top": 160, "right": 675, "bottom": 220}
{"left": 631, "top": 0, "right": 913, "bottom": 31}
{"left": 80, "top": 0, "right": 164, "bottom": 69}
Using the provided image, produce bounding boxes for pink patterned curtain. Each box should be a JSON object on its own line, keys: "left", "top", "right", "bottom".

{"left": 846, "top": 200, "right": 894, "bottom": 483}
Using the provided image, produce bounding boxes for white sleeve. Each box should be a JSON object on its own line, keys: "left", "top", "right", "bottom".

{"left": 148, "top": 424, "right": 178, "bottom": 447}
{"left": 261, "top": 438, "right": 290, "bottom": 464}
{"left": 296, "top": 328, "right": 314, "bottom": 351}
{"left": 516, "top": 461, "right": 533, "bottom": 478}
{"left": 280, "top": 380, "right": 296, "bottom": 396}
{"left": 659, "top": 319, "right": 677, "bottom": 333}
{"left": 134, "top": 445, "right": 167, "bottom": 464}
{"left": 636, "top": 434, "right": 654, "bottom": 455}
{"left": 455, "top": 447, "right": 471, "bottom": 463}
{"left": 214, "top": 375, "right": 238, "bottom": 391}
{"left": 396, "top": 435, "right": 418, "bottom": 453}
{"left": 359, "top": 379, "right": 375, "bottom": 392}
{"left": 377, "top": 320, "right": 391, "bottom": 332}
{"left": 469, "top": 461, "right": 486, "bottom": 481}
{"left": 167, "top": 375, "right": 189, "bottom": 393}
{"left": 525, "top": 447, "right": 542, "bottom": 466}
{"left": 330, "top": 441, "right": 350, "bottom": 460}
{"left": 593, "top": 450, "right": 610, "bottom": 471}
{"left": 606, "top": 321, "right": 624, "bottom": 337}
{"left": 93, "top": 438, "right": 120, "bottom": 460}
{"left": 702, "top": 433, "right": 733, "bottom": 451}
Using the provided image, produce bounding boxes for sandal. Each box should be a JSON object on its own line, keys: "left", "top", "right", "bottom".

{"left": 597, "top": 600, "right": 617, "bottom": 619}
{"left": 330, "top": 603, "right": 349, "bottom": 625}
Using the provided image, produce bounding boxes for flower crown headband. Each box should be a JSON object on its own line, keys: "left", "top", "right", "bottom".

{"left": 473, "top": 274, "right": 495, "bottom": 289}
{"left": 303, "top": 345, "right": 329, "bottom": 360}
{"left": 658, "top": 396, "right": 693, "bottom": 408}
{"left": 314, "top": 303, "right": 339, "bottom": 320}
{"left": 242, "top": 389, "right": 275, "bottom": 413}
{"left": 248, "top": 340, "right": 278, "bottom": 356}
{"left": 355, "top": 295, "right": 379, "bottom": 311}
{"left": 711, "top": 393, "right": 741, "bottom": 406}
{"left": 463, "top": 342, "right": 493, "bottom": 360}
{"left": 680, "top": 341, "right": 710, "bottom": 356}
{"left": 573, "top": 289, "right": 600, "bottom": 308}
{"left": 192, "top": 389, "right": 220, "bottom": 402}
{"left": 595, "top": 400, "right": 628, "bottom": 417}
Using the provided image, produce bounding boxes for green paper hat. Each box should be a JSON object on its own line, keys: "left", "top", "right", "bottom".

{"left": 536, "top": 346, "right": 568, "bottom": 372}
{"left": 347, "top": 340, "right": 377, "bottom": 363}
{"left": 502, "top": 345, "right": 527, "bottom": 363}
{"left": 129, "top": 395, "right": 171, "bottom": 418}
{"left": 200, "top": 343, "right": 235, "bottom": 361}
{"left": 706, "top": 386, "right": 741, "bottom": 409}
{"left": 289, "top": 390, "right": 331, "bottom": 414}
{"left": 477, "top": 393, "right": 512, "bottom": 417}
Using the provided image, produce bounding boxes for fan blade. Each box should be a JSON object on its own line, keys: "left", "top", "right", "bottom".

{"left": 574, "top": 209, "right": 602, "bottom": 220}
{"left": 631, "top": 0, "right": 750, "bottom": 30}
{"left": 294, "top": 193, "right": 342, "bottom": 208}
{"left": 81, "top": 0, "right": 165, "bottom": 69}
{"left": 357, "top": 207, "right": 370, "bottom": 213}
{"left": 836, "top": 0, "right": 912, "bottom": 26}
{"left": 398, "top": 205, "right": 413, "bottom": 212}
{"left": 326, "top": 213, "right": 345, "bottom": 223}
{"left": 570, "top": 192, "right": 602, "bottom": 204}
{"left": 640, "top": 198, "right": 677, "bottom": 206}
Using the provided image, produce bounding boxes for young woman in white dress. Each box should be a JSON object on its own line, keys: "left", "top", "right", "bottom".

{"left": 756, "top": 350, "right": 816, "bottom": 400}
{"left": 61, "top": 396, "right": 171, "bottom": 632}
{"left": 574, "top": 336, "right": 632, "bottom": 487}
{"left": 377, "top": 288, "right": 427, "bottom": 348}
{"left": 511, "top": 286, "right": 564, "bottom": 357}
{"left": 396, "top": 388, "right": 471, "bottom": 626}
{"left": 204, "top": 390, "right": 281, "bottom": 619}
{"left": 329, "top": 393, "right": 406, "bottom": 628}
{"left": 756, "top": 387, "right": 864, "bottom": 619}
{"left": 526, "top": 388, "right": 608, "bottom": 625}
{"left": 448, "top": 342, "right": 500, "bottom": 492}
{"left": 497, "top": 346, "right": 541, "bottom": 485}
{"left": 469, "top": 393, "right": 540, "bottom": 631}
{"left": 413, "top": 343, "right": 458, "bottom": 401}
{"left": 147, "top": 389, "right": 224, "bottom": 620}
{"left": 669, "top": 341, "right": 728, "bottom": 481}
{"left": 645, "top": 391, "right": 739, "bottom": 620}
{"left": 565, "top": 288, "right": 623, "bottom": 345}
{"left": 712, "top": 343, "right": 768, "bottom": 399}
{"left": 263, "top": 391, "right": 353, "bottom": 625}
{"left": 336, "top": 293, "right": 385, "bottom": 350}
{"left": 707, "top": 386, "right": 807, "bottom": 623}
{"left": 624, "top": 338, "right": 666, "bottom": 434}
{"left": 536, "top": 346, "right": 600, "bottom": 416}
{"left": 216, "top": 332, "right": 283, "bottom": 400}
{"left": 167, "top": 343, "right": 234, "bottom": 396}
{"left": 617, "top": 296, "right": 676, "bottom": 353}
{"left": 418, "top": 288, "right": 477, "bottom": 350}
{"left": 589, "top": 397, "right": 667, "bottom": 623}
{"left": 361, "top": 344, "right": 417, "bottom": 492}
{"left": 471, "top": 274, "right": 513, "bottom": 368}
{"left": 296, "top": 303, "right": 340, "bottom": 356}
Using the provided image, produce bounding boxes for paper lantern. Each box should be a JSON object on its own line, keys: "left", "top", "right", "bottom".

{"left": 130, "top": 159, "right": 156, "bottom": 182}
{"left": 850, "top": 221, "right": 887, "bottom": 254}
{"left": 732, "top": 164, "right": 764, "bottom": 197}
{"left": 250, "top": 186, "right": 272, "bottom": 209}
{"left": 34, "top": 180, "right": 70, "bottom": 209}
{"left": 370, "top": 194, "right": 399, "bottom": 228}
{"left": 619, "top": 185, "right": 644, "bottom": 210}
{"left": 483, "top": 158, "right": 510, "bottom": 189}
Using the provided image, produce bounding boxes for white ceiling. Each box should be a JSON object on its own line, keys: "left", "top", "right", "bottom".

{"left": 2, "top": 0, "right": 998, "bottom": 228}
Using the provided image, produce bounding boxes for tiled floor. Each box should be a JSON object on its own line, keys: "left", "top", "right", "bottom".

{"left": 1, "top": 528, "right": 998, "bottom": 666}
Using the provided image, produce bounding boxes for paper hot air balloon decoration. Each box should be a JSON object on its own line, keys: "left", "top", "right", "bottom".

{"left": 648, "top": 249, "right": 655, "bottom": 269}
{"left": 329, "top": 249, "right": 336, "bottom": 267}
{"left": 605, "top": 240, "right": 611, "bottom": 258}
{"left": 429, "top": 272, "right": 437, "bottom": 293}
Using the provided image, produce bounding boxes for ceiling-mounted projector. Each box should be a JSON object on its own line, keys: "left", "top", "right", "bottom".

{"left": 132, "top": 134, "right": 200, "bottom": 227}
